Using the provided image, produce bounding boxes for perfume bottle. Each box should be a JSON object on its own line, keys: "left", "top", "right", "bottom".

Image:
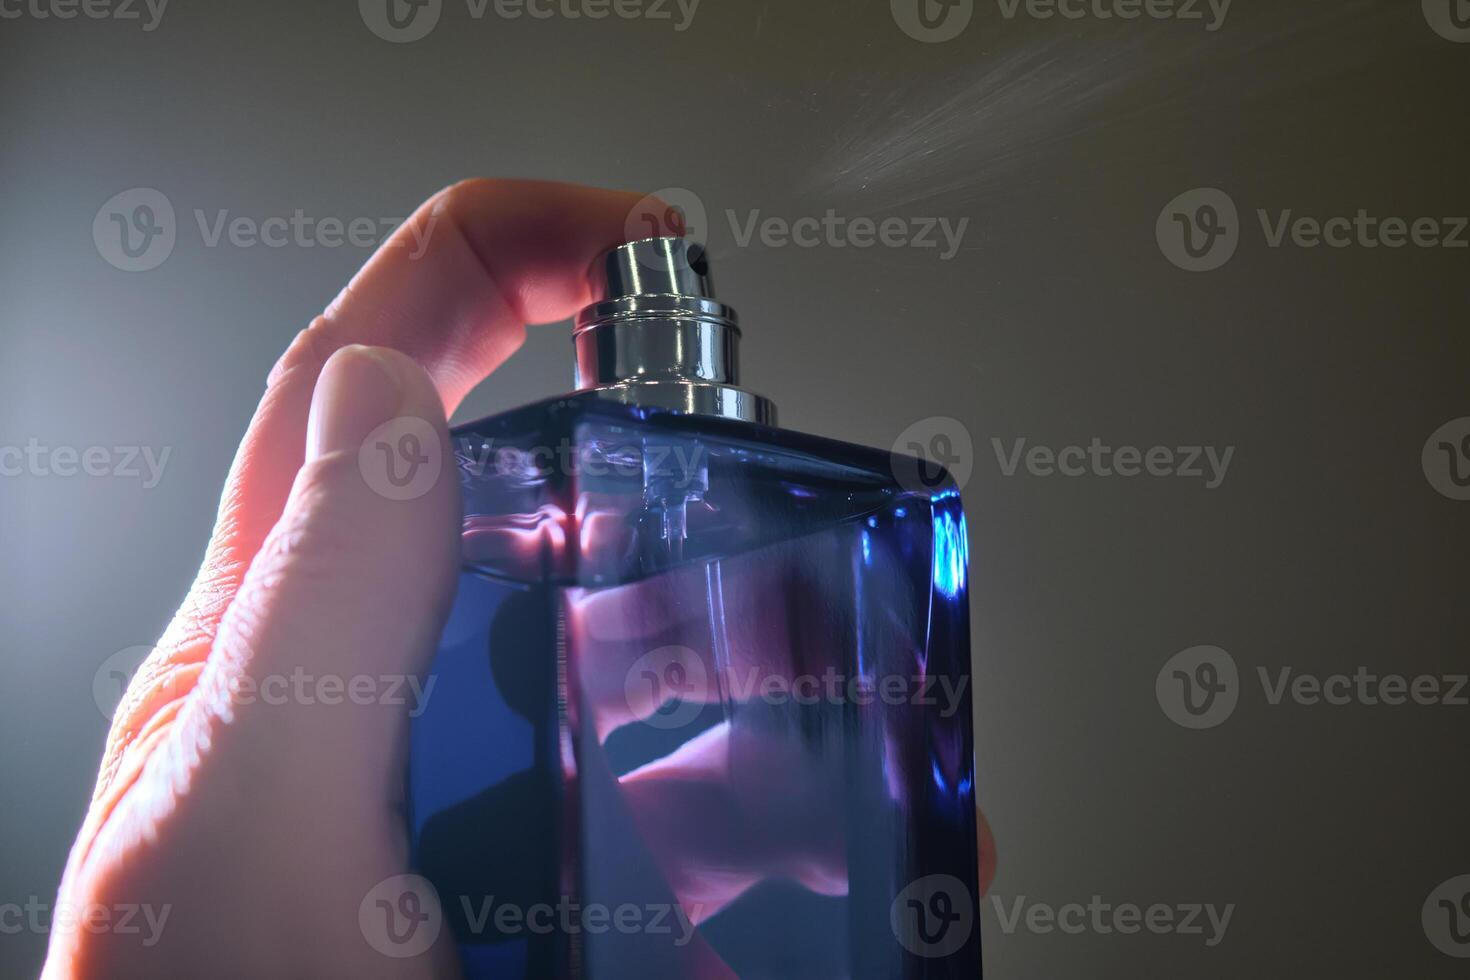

{"left": 408, "top": 238, "right": 979, "bottom": 978}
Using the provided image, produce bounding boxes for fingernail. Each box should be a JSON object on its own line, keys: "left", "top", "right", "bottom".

{"left": 306, "top": 345, "right": 405, "bottom": 461}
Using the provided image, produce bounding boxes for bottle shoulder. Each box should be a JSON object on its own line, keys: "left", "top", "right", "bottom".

{"left": 450, "top": 393, "right": 963, "bottom": 498}
{"left": 449, "top": 395, "right": 963, "bottom": 587}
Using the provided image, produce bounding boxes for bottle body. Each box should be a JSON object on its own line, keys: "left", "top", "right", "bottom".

{"left": 408, "top": 395, "right": 979, "bottom": 978}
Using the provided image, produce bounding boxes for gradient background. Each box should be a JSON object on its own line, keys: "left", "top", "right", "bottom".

{"left": 1, "top": 0, "right": 1467, "bottom": 976}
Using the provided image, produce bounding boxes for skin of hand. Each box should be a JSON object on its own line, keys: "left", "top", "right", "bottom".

{"left": 43, "top": 179, "right": 996, "bottom": 979}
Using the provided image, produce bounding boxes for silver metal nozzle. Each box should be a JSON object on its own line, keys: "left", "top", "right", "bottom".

{"left": 572, "top": 238, "right": 776, "bottom": 425}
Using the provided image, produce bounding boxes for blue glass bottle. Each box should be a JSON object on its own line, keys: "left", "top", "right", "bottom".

{"left": 408, "top": 239, "right": 979, "bottom": 978}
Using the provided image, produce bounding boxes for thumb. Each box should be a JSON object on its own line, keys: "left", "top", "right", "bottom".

{"left": 50, "top": 344, "right": 462, "bottom": 978}
{"left": 202, "top": 343, "right": 459, "bottom": 825}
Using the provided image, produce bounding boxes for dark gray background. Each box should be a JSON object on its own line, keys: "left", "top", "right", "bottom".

{"left": 1, "top": 0, "right": 1466, "bottom": 976}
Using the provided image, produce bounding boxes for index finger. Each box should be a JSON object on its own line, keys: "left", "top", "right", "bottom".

{"left": 101, "top": 179, "right": 655, "bottom": 794}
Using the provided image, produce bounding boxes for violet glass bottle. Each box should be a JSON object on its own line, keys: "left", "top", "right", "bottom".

{"left": 408, "top": 239, "right": 979, "bottom": 978}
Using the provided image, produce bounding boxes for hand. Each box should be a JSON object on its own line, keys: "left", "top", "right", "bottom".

{"left": 45, "top": 179, "right": 995, "bottom": 979}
